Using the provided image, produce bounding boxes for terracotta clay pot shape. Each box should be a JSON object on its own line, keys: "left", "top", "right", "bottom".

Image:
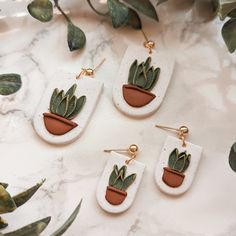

{"left": 105, "top": 186, "right": 127, "bottom": 205}
{"left": 122, "top": 84, "right": 156, "bottom": 108}
{"left": 43, "top": 113, "right": 78, "bottom": 135}
{"left": 162, "top": 167, "right": 185, "bottom": 188}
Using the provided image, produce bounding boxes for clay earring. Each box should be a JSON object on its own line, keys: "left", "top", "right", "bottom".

{"left": 33, "top": 59, "right": 105, "bottom": 145}
{"left": 96, "top": 144, "right": 145, "bottom": 214}
{"left": 154, "top": 124, "right": 203, "bottom": 195}
{"left": 112, "top": 31, "right": 175, "bottom": 118}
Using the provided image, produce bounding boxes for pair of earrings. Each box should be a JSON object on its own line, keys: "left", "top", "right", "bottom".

{"left": 96, "top": 124, "right": 203, "bottom": 213}
{"left": 32, "top": 33, "right": 175, "bottom": 145}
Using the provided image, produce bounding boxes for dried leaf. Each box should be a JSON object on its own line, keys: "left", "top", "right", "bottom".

{"left": 12, "top": 179, "right": 45, "bottom": 208}
{"left": 50, "top": 200, "right": 82, "bottom": 236}
{"left": 0, "top": 74, "right": 22, "bottom": 96}
{"left": 28, "top": 0, "right": 53, "bottom": 22}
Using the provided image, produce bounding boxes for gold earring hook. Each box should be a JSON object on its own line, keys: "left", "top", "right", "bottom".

{"left": 104, "top": 144, "right": 138, "bottom": 165}
{"left": 155, "top": 124, "right": 189, "bottom": 147}
{"left": 76, "top": 58, "right": 106, "bottom": 80}
{"left": 141, "top": 29, "right": 155, "bottom": 54}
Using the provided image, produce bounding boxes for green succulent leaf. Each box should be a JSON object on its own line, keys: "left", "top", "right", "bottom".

{"left": 27, "top": 0, "right": 53, "bottom": 22}
{"left": 113, "top": 177, "right": 123, "bottom": 190}
{"left": 52, "top": 90, "right": 64, "bottom": 114}
{"left": 217, "top": 0, "right": 236, "bottom": 20}
{"left": 12, "top": 179, "right": 45, "bottom": 208}
{"left": 65, "top": 84, "right": 77, "bottom": 98}
{"left": 173, "top": 152, "right": 187, "bottom": 172}
{"left": 50, "top": 200, "right": 82, "bottom": 236}
{"left": 4, "top": 217, "right": 51, "bottom": 236}
{"left": 66, "top": 96, "right": 86, "bottom": 120}
{"left": 181, "top": 154, "right": 191, "bottom": 172}
{"left": 109, "top": 165, "right": 119, "bottom": 186}
{"left": 0, "top": 185, "right": 16, "bottom": 214}
{"left": 168, "top": 148, "right": 178, "bottom": 169}
{"left": 107, "top": 0, "right": 129, "bottom": 28}
{"left": 144, "top": 67, "right": 160, "bottom": 90}
{"left": 128, "top": 59, "right": 138, "bottom": 85}
{"left": 144, "top": 57, "right": 151, "bottom": 71}
{"left": 0, "top": 74, "right": 22, "bottom": 96}
{"left": 222, "top": 18, "right": 236, "bottom": 53}
{"left": 50, "top": 88, "right": 59, "bottom": 113}
{"left": 118, "top": 165, "right": 127, "bottom": 180}
{"left": 135, "top": 67, "right": 147, "bottom": 88}
{"left": 124, "top": 0, "right": 158, "bottom": 21}
{"left": 65, "top": 96, "right": 77, "bottom": 118}
{"left": 122, "top": 174, "right": 136, "bottom": 191}
{"left": 56, "top": 96, "right": 69, "bottom": 117}
{"left": 229, "top": 142, "right": 236, "bottom": 172}
{"left": 127, "top": 8, "right": 142, "bottom": 29}
{"left": 67, "top": 22, "right": 86, "bottom": 51}
{"left": 0, "top": 182, "right": 8, "bottom": 189}
{"left": 0, "top": 217, "right": 8, "bottom": 230}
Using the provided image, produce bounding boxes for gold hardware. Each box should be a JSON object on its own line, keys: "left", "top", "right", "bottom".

{"left": 76, "top": 58, "right": 106, "bottom": 80}
{"left": 141, "top": 29, "right": 155, "bottom": 54}
{"left": 155, "top": 124, "right": 189, "bottom": 147}
{"left": 104, "top": 144, "right": 138, "bottom": 165}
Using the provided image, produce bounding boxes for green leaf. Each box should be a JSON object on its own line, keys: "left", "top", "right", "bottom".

{"left": 222, "top": 18, "right": 236, "bottom": 53}
{"left": 50, "top": 88, "right": 59, "bottom": 113}
{"left": 107, "top": 0, "right": 129, "bottom": 28}
{"left": 181, "top": 154, "right": 191, "bottom": 172}
{"left": 66, "top": 96, "right": 86, "bottom": 120}
{"left": 135, "top": 68, "right": 147, "bottom": 88}
{"left": 50, "top": 200, "right": 82, "bottom": 236}
{"left": 113, "top": 177, "right": 123, "bottom": 190}
{"left": 217, "top": 0, "right": 236, "bottom": 20}
{"left": 0, "top": 186, "right": 16, "bottom": 214}
{"left": 229, "top": 142, "right": 236, "bottom": 172}
{"left": 145, "top": 67, "right": 160, "bottom": 90}
{"left": 4, "top": 217, "right": 51, "bottom": 236}
{"left": 0, "top": 74, "right": 22, "bottom": 96}
{"left": 128, "top": 59, "right": 138, "bottom": 85}
{"left": 56, "top": 96, "right": 69, "bottom": 117}
{"left": 65, "top": 84, "right": 77, "bottom": 98}
{"left": 118, "top": 165, "right": 127, "bottom": 180}
{"left": 109, "top": 167, "right": 118, "bottom": 186}
{"left": 127, "top": 8, "right": 142, "bottom": 29}
{"left": 124, "top": 0, "right": 158, "bottom": 21}
{"left": 12, "top": 179, "right": 45, "bottom": 208}
{"left": 65, "top": 96, "right": 77, "bottom": 118}
{"left": 27, "top": 0, "right": 53, "bottom": 22}
{"left": 51, "top": 90, "right": 64, "bottom": 114}
{"left": 67, "top": 22, "right": 86, "bottom": 51}
{"left": 0, "top": 182, "right": 8, "bottom": 189}
{"left": 168, "top": 148, "right": 178, "bottom": 169}
{"left": 122, "top": 174, "right": 136, "bottom": 191}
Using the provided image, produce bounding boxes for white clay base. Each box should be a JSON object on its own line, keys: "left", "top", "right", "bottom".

{"left": 33, "top": 72, "right": 103, "bottom": 145}
{"left": 113, "top": 46, "right": 175, "bottom": 118}
{"left": 155, "top": 136, "right": 203, "bottom": 195}
{"left": 96, "top": 152, "right": 145, "bottom": 214}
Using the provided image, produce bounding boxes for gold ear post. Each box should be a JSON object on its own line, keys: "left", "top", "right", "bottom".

{"left": 76, "top": 58, "right": 106, "bottom": 80}
{"left": 141, "top": 29, "right": 155, "bottom": 54}
{"left": 155, "top": 124, "right": 189, "bottom": 147}
{"left": 104, "top": 144, "right": 138, "bottom": 165}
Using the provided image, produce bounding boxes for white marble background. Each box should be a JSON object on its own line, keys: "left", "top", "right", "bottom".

{"left": 1, "top": 0, "right": 236, "bottom": 235}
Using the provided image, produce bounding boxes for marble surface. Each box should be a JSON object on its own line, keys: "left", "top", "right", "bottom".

{"left": 1, "top": 0, "right": 236, "bottom": 235}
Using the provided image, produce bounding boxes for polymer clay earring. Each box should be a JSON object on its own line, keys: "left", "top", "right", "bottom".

{"left": 155, "top": 125, "right": 203, "bottom": 195}
{"left": 113, "top": 31, "right": 175, "bottom": 118}
{"left": 33, "top": 60, "right": 105, "bottom": 145}
{"left": 96, "top": 145, "right": 145, "bottom": 213}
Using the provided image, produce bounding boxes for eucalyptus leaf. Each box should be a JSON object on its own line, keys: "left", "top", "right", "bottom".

{"left": 124, "top": 0, "right": 158, "bottom": 21}
{"left": 27, "top": 0, "right": 53, "bottom": 22}
{"left": 222, "top": 18, "right": 236, "bottom": 53}
{"left": 229, "top": 142, "right": 236, "bottom": 172}
{"left": 67, "top": 22, "right": 86, "bottom": 51}
{"left": 50, "top": 200, "right": 82, "bottom": 236}
{"left": 0, "top": 74, "right": 22, "bottom": 96}
{"left": 127, "top": 8, "right": 142, "bottom": 29}
{"left": 4, "top": 217, "right": 51, "bottom": 236}
{"left": 0, "top": 186, "right": 16, "bottom": 214}
{"left": 217, "top": 0, "right": 236, "bottom": 20}
{"left": 107, "top": 0, "right": 129, "bottom": 28}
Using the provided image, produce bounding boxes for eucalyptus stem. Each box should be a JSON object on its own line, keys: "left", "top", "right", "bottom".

{"left": 54, "top": 0, "right": 71, "bottom": 23}
{"left": 87, "top": 0, "right": 109, "bottom": 16}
